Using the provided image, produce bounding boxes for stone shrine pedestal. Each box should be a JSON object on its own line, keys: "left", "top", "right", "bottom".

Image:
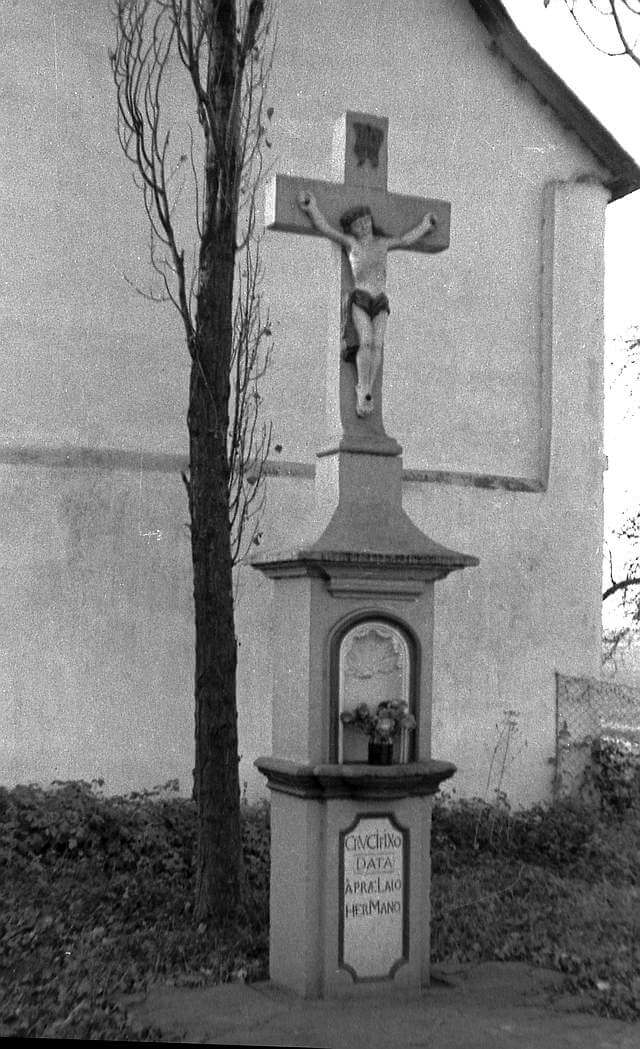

{"left": 255, "top": 108, "right": 476, "bottom": 998}
{"left": 252, "top": 437, "right": 477, "bottom": 998}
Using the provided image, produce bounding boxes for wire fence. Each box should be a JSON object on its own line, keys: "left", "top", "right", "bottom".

{"left": 555, "top": 672, "right": 640, "bottom": 797}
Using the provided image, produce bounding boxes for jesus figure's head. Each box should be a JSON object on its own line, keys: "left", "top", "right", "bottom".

{"left": 340, "top": 205, "right": 384, "bottom": 239}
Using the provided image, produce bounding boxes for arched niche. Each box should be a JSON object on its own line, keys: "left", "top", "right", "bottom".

{"left": 332, "top": 617, "right": 417, "bottom": 764}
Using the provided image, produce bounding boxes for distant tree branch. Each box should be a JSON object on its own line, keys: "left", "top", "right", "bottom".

{"left": 545, "top": 0, "right": 640, "bottom": 67}
{"left": 603, "top": 575, "right": 640, "bottom": 602}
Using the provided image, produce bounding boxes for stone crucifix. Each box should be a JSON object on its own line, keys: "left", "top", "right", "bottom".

{"left": 265, "top": 112, "right": 450, "bottom": 451}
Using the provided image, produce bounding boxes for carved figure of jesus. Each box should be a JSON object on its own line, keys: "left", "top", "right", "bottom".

{"left": 298, "top": 192, "right": 437, "bottom": 417}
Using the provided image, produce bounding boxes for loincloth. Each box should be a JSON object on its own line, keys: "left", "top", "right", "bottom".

{"left": 341, "top": 289, "right": 390, "bottom": 360}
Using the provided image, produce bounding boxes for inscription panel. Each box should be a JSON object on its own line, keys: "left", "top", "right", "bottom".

{"left": 339, "top": 814, "right": 409, "bottom": 981}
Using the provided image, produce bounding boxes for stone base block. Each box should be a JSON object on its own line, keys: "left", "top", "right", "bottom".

{"left": 262, "top": 766, "right": 449, "bottom": 999}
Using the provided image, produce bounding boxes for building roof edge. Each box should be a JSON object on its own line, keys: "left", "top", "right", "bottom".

{"left": 468, "top": 0, "right": 640, "bottom": 200}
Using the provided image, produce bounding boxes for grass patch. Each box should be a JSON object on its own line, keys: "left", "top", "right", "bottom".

{"left": 1, "top": 781, "right": 638, "bottom": 1038}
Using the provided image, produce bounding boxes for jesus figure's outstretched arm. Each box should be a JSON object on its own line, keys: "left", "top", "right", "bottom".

{"left": 297, "top": 191, "right": 352, "bottom": 250}
{"left": 386, "top": 212, "right": 437, "bottom": 251}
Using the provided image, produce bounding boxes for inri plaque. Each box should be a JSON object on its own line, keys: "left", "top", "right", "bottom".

{"left": 339, "top": 813, "right": 409, "bottom": 981}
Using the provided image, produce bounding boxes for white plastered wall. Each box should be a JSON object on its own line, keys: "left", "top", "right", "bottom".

{"left": 236, "top": 0, "right": 610, "bottom": 805}
{"left": 0, "top": 0, "right": 611, "bottom": 804}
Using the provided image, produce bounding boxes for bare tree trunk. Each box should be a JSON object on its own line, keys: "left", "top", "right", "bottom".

{"left": 190, "top": 238, "right": 244, "bottom": 922}
{"left": 190, "top": 309, "right": 243, "bottom": 921}
{"left": 191, "top": 0, "right": 244, "bottom": 924}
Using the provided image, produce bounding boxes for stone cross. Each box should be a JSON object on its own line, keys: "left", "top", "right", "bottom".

{"left": 265, "top": 111, "right": 451, "bottom": 454}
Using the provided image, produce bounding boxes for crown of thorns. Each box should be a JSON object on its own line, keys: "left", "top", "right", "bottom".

{"left": 339, "top": 205, "right": 372, "bottom": 232}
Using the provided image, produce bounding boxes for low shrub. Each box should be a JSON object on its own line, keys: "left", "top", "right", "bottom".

{"left": 587, "top": 736, "right": 640, "bottom": 817}
{"left": 0, "top": 779, "right": 195, "bottom": 874}
{"left": 2, "top": 780, "right": 639, "bottom": 1037}
{"left": 431, "top": 794, "right": 640, "bottom": 1020}
{"left": 431, "top": 793, "right": 635, "bottom": 880}
{"left": 0, "top": 780, "right": 269, "bottom": 1040}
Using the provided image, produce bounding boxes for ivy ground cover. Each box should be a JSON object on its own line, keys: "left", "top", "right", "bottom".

{"left": 1, "top": 781, "right": 638, "bottom": 1039}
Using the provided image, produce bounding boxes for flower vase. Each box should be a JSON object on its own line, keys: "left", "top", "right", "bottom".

{"left": 368, "top": 740, "right": 394, "bottom": 765}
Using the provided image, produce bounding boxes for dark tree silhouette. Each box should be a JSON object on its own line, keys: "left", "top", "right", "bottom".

{"left": 111, "top": 0, "right": 274, "bottom": 924}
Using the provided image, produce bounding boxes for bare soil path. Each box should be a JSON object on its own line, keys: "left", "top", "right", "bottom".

{"left": 123, "top": 961, "right": 639, "bottom": 1047}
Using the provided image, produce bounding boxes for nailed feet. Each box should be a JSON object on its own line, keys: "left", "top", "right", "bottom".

{"left": 355, "top": 385, "right": 374, "bottom": 417}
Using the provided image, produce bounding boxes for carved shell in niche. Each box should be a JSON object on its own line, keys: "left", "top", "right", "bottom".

{"left": 343, "top": 626, "right": 402, "bottom": 680}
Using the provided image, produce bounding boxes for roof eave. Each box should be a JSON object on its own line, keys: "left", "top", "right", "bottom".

{"left": 468, "top": 0, "right": 640, "bottom": 200}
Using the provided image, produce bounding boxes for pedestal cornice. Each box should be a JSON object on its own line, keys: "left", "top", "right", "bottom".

{"left": 250, "top": 541, "right": 478, "bottom": 584}
{"left": 255, "top": 756, "right": 457, "bottom": 800}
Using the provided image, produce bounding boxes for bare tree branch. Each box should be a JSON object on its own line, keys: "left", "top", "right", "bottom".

{"left": 111, "top": 0, "right": 275, "bottom": 925}
{"left": 603, "top": 575, "right": 640, "bottom": 601}
{"left": 112, "top": 0, "right": 197, "bottom": 353}
{"left": 545, "top": 0, "right": 640, "bottom": 65}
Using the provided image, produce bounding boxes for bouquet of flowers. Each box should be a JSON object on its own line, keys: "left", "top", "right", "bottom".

{"left": 340, "top": 699, "right": 416, "bottom": 743}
